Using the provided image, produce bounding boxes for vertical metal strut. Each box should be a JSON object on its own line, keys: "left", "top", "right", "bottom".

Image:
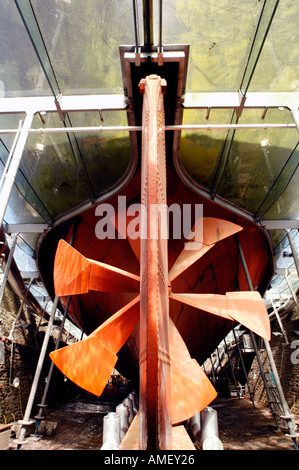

{"left": 0, "top": 114, "right": 34, "bottom": 228}
{"left": 16, "top": 296, "right": 59, "bottom": 449}
{"left": 142, "top": 0, "right": 154, "bottom": 51}
{"left": 0, "top": 234, "right": 18, "bottom": 309}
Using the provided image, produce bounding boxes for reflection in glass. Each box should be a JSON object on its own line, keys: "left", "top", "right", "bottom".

{"left": 260, "top": 160, "right": 299, "bottom": 221}
{"left": 31, "top": 0, "right": 136, "bottom": 95}
{"left": 248, "top": 0, "right": 299, "bottom": 92}
{"left": 20, "top": 114, "right": 90, "bottom": 218}
{"left": 216, "top": 109, "right": 298, "bottom": 214}
{"left": 0, "top": 1, "right": 51, "bottom": 97}
{"left": 160, "top": 0, "right": 263, "bottom": 92}
{"left": 68, "top": 111, "right": 131, "bottom": 196}
{"left": 179, "top": 109, "right": 233, "bottom": 189}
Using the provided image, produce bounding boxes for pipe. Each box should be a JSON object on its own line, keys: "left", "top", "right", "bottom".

{"left": 16, "top": 295, "right": 59, "bottom": 449}
{"left": 0, "top": 123, "right": 296, "bottom": 135}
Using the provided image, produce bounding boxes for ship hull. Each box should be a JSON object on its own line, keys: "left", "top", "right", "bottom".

{"left": 37, "top": 164, "right": 273, "bottom": 385}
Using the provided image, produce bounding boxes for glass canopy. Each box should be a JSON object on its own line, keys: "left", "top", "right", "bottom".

{"left": 0, "top": 0, "right": 298, "bottom": 301}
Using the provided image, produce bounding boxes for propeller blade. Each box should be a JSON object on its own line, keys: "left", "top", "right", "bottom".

{"left": 168, "top": 244, "right": 213, "bottom": 283}
{"left": 168, "top": 218, "right": 243, "bottom": 282}
{"left": 54, "top": 239, "right": 140, "bottom": 296}
{"left": 171, "top": 359, "right": 217, "bottom": 425}
{"left": 50, "top": 296, "right": 140, "bottom": 396}
{"left": 50, "top": 335, "right": 118, "bottom": 396}
{"left": 170, "top": 292, "right": 231, "bottom": 320}
{"left": 169, "top": 319, "right": 217, "bottom": 424}
{"left": 226, "top": 291, "right": 271, "bottom": 341}
{"left": 170, "top": 291, "right": 271, "bottom": 340}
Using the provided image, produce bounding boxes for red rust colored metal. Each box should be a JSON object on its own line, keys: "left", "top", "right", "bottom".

{"left": 139, "top": 75, "right": 172, "bottom": 450}
{"left": 54, "top": 239, "right": 140, "bottom": 296}
{"left": 170, "top": 291, "right": 271, "bottom": 340}
{"left": 169, "top": 319, "right": 217, "bottom": 424}
{"left": 49, "top": 296, "right": 140, "bottom": 396}
{"left": 49, "top": 75, "right": 271, "bottom": 450}
{"left": 168, "top": 218, "right": 243, "bottom": 282}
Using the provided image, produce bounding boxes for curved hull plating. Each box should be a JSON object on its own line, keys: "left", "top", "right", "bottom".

{"left": 37, "top": 163, "right": 273, "bottom": 384}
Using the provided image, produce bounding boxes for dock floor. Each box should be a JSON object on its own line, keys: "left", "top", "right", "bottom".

{"left": 8, "top": 394, "right": 298, "bottom": 451}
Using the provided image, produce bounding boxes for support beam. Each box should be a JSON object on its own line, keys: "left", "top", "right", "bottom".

{"left": 143, "top": 0, "right": 154, "bottom": 50}
{"left": 286, "top": 229, "right": 299, "bottom": 279}
{"left": 0, "top": 122, "right": 296, "bottom": 136}
{"left": 0, "top": 92, "right": 297, "bottom": 115}
{"left": 0, "top": 234, "right": 18, "bottom": 308}
{"left": 269, "top": 298, "right": 289, "bottom": 344}
{"left": 0, "top": 114, "right": 34, "bottom": 228}
{"left": 16, "top": 296, "right": 59, "bottom": 448}
{"left": 0, "top": 94, "right": 127, "bottom": 115}
{"left": 5, "top": 224, "right": 49, "bottom": 234}
{"left": 8, "top": 279, "right": 34, "bottom": 340}
{"left": 34, "top": 296, "right": 71, "bottom": 424}
{"left": 183, "top": 91, "right": 299, "bottom": 111}
{"left": 261, "top": 220, "right": 299, "bottom": 230}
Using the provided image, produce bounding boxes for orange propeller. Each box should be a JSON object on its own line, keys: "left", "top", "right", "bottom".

{"left": 169, "top": 319, "right": 217, "bottom": 424}
{"left": 54, "top": 239, "right": 140, "bottom": 296}
{"left": 50, "top": 218, "right": 270, "bottom": 425}
{"left": 170, "top": 291, "right": 271, "bottom": 341}
{"left": 168, "top": 217, "right": 242, "bottom": 282}
{"left": 50, "top": 296, "right": 140, "bottom": 396}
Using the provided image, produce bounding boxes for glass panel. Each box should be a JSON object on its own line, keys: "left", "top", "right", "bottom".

{"left": 31, "top": 0, "right": 136, "bottom": 95}
{"left": 261, "top": 163, "right": 299, "bottom": 220}
{"left": 12, "top": 235, "right": 38, "bottom": 273}
{"left": 161, "top": 0, "right": 263, "bottom": 92}
{"left": 179, "top": 109, "right": 233, "bottom": 189}
{"left": 0, "top": 113, "right": 25, "bottom": 156}
{"left": 0, "top": 1, "right": 51, "bottom": 97}
{"left": 3, "top": 181, "right": 47, "bottom": 225}
{"left": 216, "top": 108, "right": 298, "bottom": 214}
{"left": 0, "top": 133, "right": 52, "bottom": 223}
{"left": 68, "top": 111, "right": 131, "bottom": 196}
{"left": 20, "top": 113, "right": 91, "bottom": 218}
{"left": 248, "top": 0, "right": 299, "bottom": 92}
